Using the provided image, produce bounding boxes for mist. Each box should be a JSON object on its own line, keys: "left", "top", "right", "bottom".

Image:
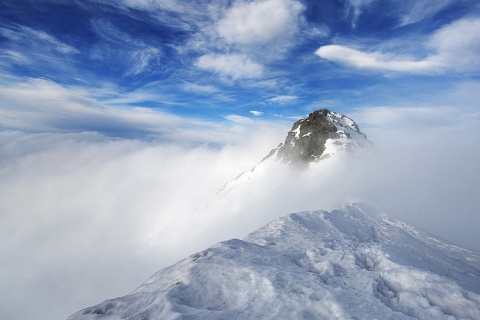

{"left": 1, "top": 107, "right": 479, "bottom": 320}
{"left": 0, "top": 127, "right": 289, "bottom": 320}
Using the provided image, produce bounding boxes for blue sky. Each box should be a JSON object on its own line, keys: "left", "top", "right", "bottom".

{"left": 1, "top": 0, "right": 479, "bottom": 142}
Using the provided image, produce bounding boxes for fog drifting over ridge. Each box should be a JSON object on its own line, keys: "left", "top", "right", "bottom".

{"left": 1, "top": 107, "right": 479, "bottom": 320}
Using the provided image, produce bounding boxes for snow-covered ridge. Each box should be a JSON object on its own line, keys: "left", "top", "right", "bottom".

{"left": 69, "top": 203, "right": 480, "bottom": 320}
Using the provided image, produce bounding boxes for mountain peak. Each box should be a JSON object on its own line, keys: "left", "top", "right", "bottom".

{"left": 219, "top": 109, "right": 371, "bottom": 195}
{"left": 270, "top": 108, "right": 371, "bottom": 165}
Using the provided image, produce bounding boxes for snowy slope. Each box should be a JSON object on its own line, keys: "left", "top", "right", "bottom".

{"left": 69, "top": 203, "right": 480, "bottom": 320}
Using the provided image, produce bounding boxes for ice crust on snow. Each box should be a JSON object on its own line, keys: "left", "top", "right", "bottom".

{"left": 69, "top": 203, "right": 480, "bottom": 320}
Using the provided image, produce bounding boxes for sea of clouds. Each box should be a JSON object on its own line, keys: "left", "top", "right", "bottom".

{"left": 1, "top": 106, "right": 480, "bottom": 320}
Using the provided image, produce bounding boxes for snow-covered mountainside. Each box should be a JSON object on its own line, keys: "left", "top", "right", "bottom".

{"left": 69, "top": 203, "right": 480, "bottom": 320}
{"left": 219, "top": 108, "right": 371, "bottom": 195}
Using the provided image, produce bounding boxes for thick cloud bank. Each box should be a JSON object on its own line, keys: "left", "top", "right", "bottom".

{"left": 1, "top": 109, "right": 480, "bottom": 320}
{"left": 0, "top": 128, "right": 287, "bottom": 320}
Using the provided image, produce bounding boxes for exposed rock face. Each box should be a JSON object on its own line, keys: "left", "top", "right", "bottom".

{"left": 269, "top": 109, "right": 371, "bottom": 165}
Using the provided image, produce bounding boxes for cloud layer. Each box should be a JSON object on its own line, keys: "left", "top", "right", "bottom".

{"left": 0, "top": 125, "right": 288, "bottom": 320}
{"left": 2, "top": 104, "right": 480, "bottom": 320}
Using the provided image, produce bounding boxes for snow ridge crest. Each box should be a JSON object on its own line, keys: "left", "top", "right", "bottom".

{"left": 68, "top": 203, "right": 480, "bottom": 320}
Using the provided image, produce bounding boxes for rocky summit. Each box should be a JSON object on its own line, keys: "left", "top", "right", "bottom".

{"left": 268, "top": 109, "right": 371, "bottom": 165}
{"left": 219, "top": 109, "right": 371, "bottom": 195}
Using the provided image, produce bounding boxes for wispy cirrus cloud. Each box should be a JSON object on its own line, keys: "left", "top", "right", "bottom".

{"left": 86, "top": 0, "right": 205, "bottom": 31}
{"left": 316, "top": 16, "right": 480, "bottom": 74}
{"left": 0, "top": 24, "right": 79, "bottom": 54}
{"left": 0, "top": 24, "right": 79, "bottom": 74}
{"left": 344, "top": 0, "right": 376, "bottom": 28}
{"left": 89, "top": 19, "right": 162, "bottom": 76}
{"left": 343, "top": 0, "right": 459, "bottom": 28}
{"left": 400, "top": 0, "right": 456, "bottom": 26}
{"left": 0, "top": 18, "right": 162, "bottom": 81}
{"left": 0, "top": 50, "right": 32, "bottom": 66}
{"left": 111, "top": 0, "right": 189, "bottom": 12}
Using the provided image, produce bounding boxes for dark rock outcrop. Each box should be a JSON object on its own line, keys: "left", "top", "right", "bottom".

{"left": 269, "top": 109, "right": 370, "bottom": 166}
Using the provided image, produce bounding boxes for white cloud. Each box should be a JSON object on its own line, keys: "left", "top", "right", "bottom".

{"left": 268, "top": 95, "right": 298, "bottom": 104}
{"left": 196, "top": 54, "right": 264, "bottom": 80}
{"left": 316, "top": 45, "right": 435, "bottom": 73}
{"left": 250, "top": 110, "right": 263, "bottom": 116}
{"left": 316, "top": 17, "right": 480, "bottom": 74}
{"left": 428, "top": 17, "right": 480, "bottom": 72}
{"left": 217, "top": 0, "right": 304, "bottom": 45}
